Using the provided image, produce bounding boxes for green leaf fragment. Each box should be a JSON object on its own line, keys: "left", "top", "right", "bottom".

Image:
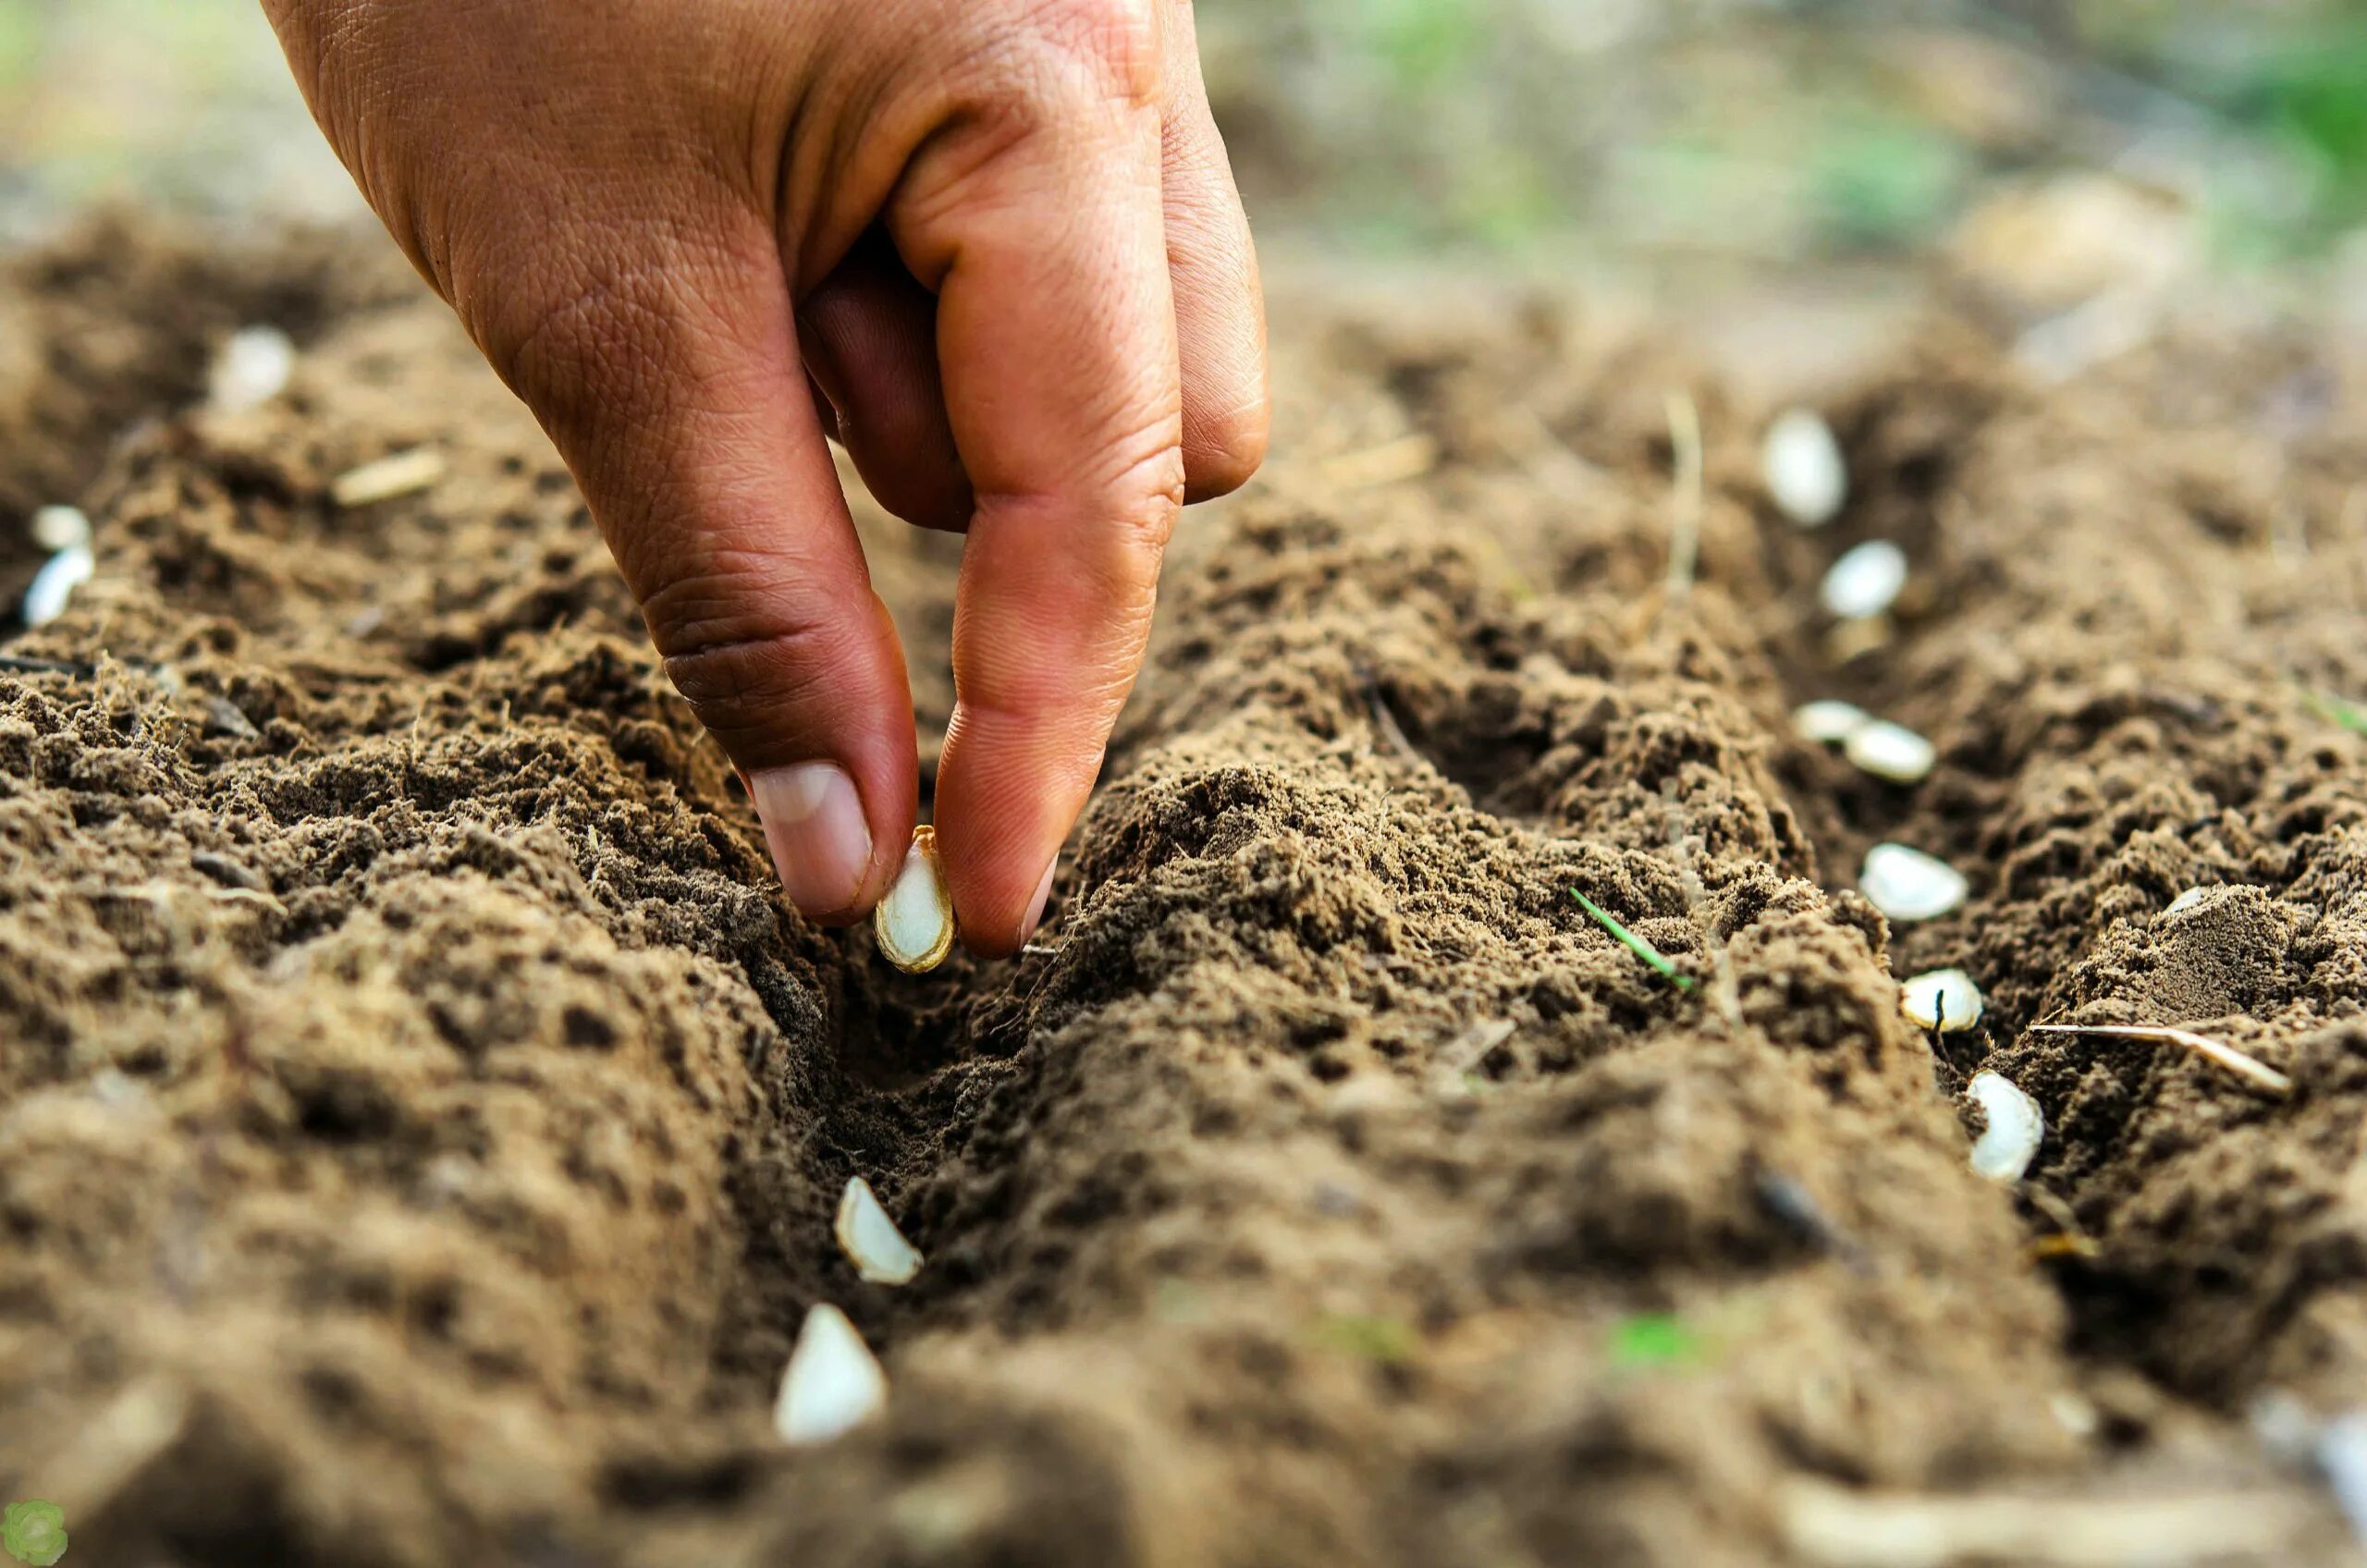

{"left": 1608, "top": 1313, "right": 1701, "bottom": 1371}
{"left": 1570, "top": 889, "right": 1696, "bottom": 991}
{"left": 1309, "top": 1313, "right": 1420, "bottom": 1366}
{"left": 2307, "top": 689, "right": 2367, "bottom": 738}
{"left": 3, "top": 1500, "right": 67, "bottom": 1567}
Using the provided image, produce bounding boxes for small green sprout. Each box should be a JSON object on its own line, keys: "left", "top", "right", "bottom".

{"left": 1607, "top": 1313, "right": 1702, "bottom": 1371}
{"left": 1309, "top": 1313, "right": 1420, "bottom": 1366}
{"left": 2, "top": 1500, "right": 66, "bottom": 1567}
{"left": 1570, "top": 890, "right": 1696, "bottom": 992}
{"left": 2306, "top": 689, "right": 2367, "bottom": 738}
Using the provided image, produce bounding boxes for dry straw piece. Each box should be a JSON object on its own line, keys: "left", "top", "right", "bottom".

{"left": 2029, "top": 1023, "right": 2293, "bottom": 1097}
{"left": 874, "top": 826, "right": 954, "bottom": 974}
{"left": 331, "top": 447, "right": 447, "bottom": 508}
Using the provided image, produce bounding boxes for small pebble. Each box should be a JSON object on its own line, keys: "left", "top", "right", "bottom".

{"left": 20, "top": 545, "right": 94, "bottom": 627}
{"left": 1859, "top": 842, "right": 1968, "bottom": 923}
{"left": 208, "top": 325, "right": 298, "bottom": 413}
{"left": 1844, "top": 719, "right": 1937, "bottom": 784}
{"left": 1820, "top": 540, "right": 1909, "bottom": 620}
{"left": 30, "top": 504, "right": 90, "bottom": 552}
{"left": 331, "top": 447, "right": 447, "bottom": 508}
{"left": 834, "top": 1176, "right": 925, "bottom": 1286}
{"left": 1762, "top": 408, "right": 1849, "bottom": 527}
{"left": 1900, "top": 968, "right": 1983, "bottom": 1032}
{"left": 1967, "top": 1072, "right": 2043, "bottom": 1182}
{"left": 775, "top": 1303, "right": 888, "bottom": 1446}
{"left": 1792, "top": 700, "right": 1870, "bottom": 745}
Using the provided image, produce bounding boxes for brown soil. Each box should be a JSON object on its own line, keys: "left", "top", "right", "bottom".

{"left": 4, "top": 215, "right": 2367, "bottom": 1567}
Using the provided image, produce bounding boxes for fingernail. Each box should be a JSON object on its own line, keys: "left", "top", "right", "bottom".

{"left": 1019, "top": 855, "right": 1059, "bottom": 944}
{"left": 750, "top": 763, "right": 873, "bottom": 920}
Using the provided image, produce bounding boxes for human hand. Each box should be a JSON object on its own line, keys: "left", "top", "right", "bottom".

{"left": 263, "top": 0, "right": 1268, "bottom": 955}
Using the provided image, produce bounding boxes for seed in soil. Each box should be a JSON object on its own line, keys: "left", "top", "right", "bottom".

{"left": 29, "top": 505, "right": 89, "bottom": 552}
{"left": 1966, "top": 1072, "right": 2042, "bottom": 1182}
{"left": 874, "top": 827, "right": 954, "bottom": 974}
{"left": 1843, "top": 719, "right": 1936, "bottom": 784}
{"left": 1900, "top": 969, "right": 1982, "bottom": 1033}
{"left": 20, "top": 545, "right": 94, "bottom": 628}
{"left": 775, "top": 1303, "right": 888, "bottom": 1446}
{"left": 1858, "top": 843, "right": 1968, "bottom": 923}
{"left": 1762, "top": 408, "right": 1848, "bottom": 527}
{"left": 1793, "top": 699, "right": 1872, "bottom": 744}
{"left": 1820, "top": 540, "right": 1908, "bottom": 620}
{"left": 208, "top": 325, "right": 297, "bottom": 413}
{"left": 834, "top": 1176, "right": 924, "bottom": 1286}
{"left": 331, "top": 447, "right": 447, "bottom": 508}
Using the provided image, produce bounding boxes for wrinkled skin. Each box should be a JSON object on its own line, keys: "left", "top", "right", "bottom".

{"left": 262, "top": 0, "right": 1269, "bottom": 953}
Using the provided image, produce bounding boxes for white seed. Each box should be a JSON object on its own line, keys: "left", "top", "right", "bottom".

{"left": 1901, "top": 968, "right": 1983, "bottom": 1032}
{"left": 208, "top": 325, "right": 297, "bottom": 413}
{"left": 1967, "top": 1072, "right": 2042, "bottom": 1182}
{"left": 20, "top": 545, "right": 93, "bottom": 627}
{"left": 1820, "top": 540, "right": 1909, "bottom": 620}
{"left": 331, "top": 447, "right": 447, "bottom": 508}
{"left": 1859, "top": 842, "right": 1968, "bottom": 923}
{"left": 1845, "top": 720, "right": 1937, "bottom": 784}
{"left": 2317, "top": 1412, "right": 2367, "bottom": 1548}
{"left": 775, "top": 1303, "right": 888, "bottom": 1446}
{"left": 1762, "top": 408, "right": 1849, "bottom": 527}
{"left": 30, "top": 504, "right": 90, "bottom": 552}
{"left": 2165, "top": 887, "right": 2209, "bottom": 916}
{"left": 834, "top": 1176, "right": 924, "bottom": 1286}
{"left": 874, "top": 826, "right": 954, "bottom": 974}
{"left": 1793, "top": 699, "right": 1871, "bottom": 745}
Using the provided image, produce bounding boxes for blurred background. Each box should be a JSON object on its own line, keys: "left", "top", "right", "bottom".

{"left": 0, "top": 0, "right": 2362, "bottom": 333}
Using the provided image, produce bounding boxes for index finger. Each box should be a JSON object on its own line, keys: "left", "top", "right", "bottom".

{"left": 890, "top": 24, "right": 1184, "bottom": 957}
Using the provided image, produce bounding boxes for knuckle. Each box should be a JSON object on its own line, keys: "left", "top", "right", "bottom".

{"left": 964, "top": 0, "right": 1164, "bottom": 115}
{"left": 651, "top": 599, "right": 849, "bottom": 751}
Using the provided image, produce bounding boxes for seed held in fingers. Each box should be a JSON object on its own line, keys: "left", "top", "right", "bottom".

{"left": 834, "top": 1175, "right": 924, "bottom": 1285}
{"left": 874, "top": 826, "right": 954, "bottom": 974}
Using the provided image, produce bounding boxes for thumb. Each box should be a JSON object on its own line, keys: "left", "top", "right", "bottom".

{"left": 482, "top": 222, "right": 918, "bottom": 925}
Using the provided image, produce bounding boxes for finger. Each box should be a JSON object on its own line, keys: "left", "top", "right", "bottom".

{"left": 1158, "top": 0, "right": 1270, "bottom": 502}
{"left": 799, "top": 232, "right": 974, "bottom": 533}
{"left": 889, "top": 31, "right": 1184, "bottom": 957}
{"left": 486, "top": 221, "right": 918, "bottom": 925}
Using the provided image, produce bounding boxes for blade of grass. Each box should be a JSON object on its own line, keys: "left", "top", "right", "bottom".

{"left": 2305, "top": 688, "right": 2367, "bottom": 738}
{"left": 1572, "top": 889, "right": 1695, "bottom": 992}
